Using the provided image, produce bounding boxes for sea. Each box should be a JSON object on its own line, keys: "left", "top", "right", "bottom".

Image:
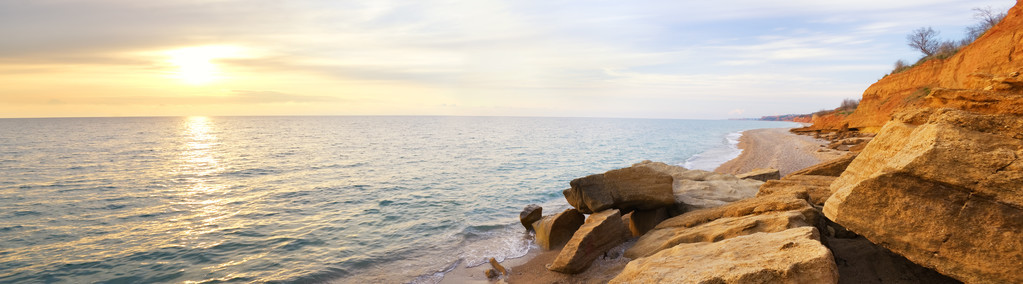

{"left": 0, "top": 116, "right": 800, "bottom": 283}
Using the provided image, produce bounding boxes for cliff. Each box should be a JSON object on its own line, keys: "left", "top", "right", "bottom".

{"left": 809, "top": 0, "right": 1023, "bottom": 133}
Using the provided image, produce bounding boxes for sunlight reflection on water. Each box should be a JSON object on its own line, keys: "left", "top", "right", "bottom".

{"left": 0, "top": 116, "right": 801, "bottom": 283}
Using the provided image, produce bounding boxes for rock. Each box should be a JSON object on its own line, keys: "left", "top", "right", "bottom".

{"left": 632, "top": 161, "right": 764, "bottom": 210}
{"left": 611, "top": 227, "right": 838, "bottom": 284}
{"left": 673, "top": 179, "right": 764, "bottom": 210}
{"left": 824, "top": 109, "right": 1023, "bottom": 283}
{"left": 653, "top": 192, "right": 817, "bottom": 232}
{"left": 625, "top": 192, "right": 818, "bottom": 258}
{"left": 564, "top": 165, "right": 675, "bottom": 214}
{"left": 484, "top": 268, "right": 499, "bottom": 279}
{"left": 626, "top": 210, "right": 813, "bottom": 259}
{"left": 788, "top": 152, "right": 858, "bottom": 177}
{"left": 519, "top": 204, "right": 542, "bottom": 231}
{"left": 532, "top": 209, "right": 585, "bottom": 250}
{"left": 489, "top": 257, "right": 507, "bottom": 276}
{"left": 757, "top": 175, "right": 837, "bottom": 206}
{"left": 828, "top": 236, "right": 961, "bottom": 284}
{"left": 735, "top": 168, "right": 781, "bottom": 181}
{"left": 549, "top": 209, "right": 631, "bottom": 274}
{"left": 625, "top": 207, "right": 669, "bottom": 237}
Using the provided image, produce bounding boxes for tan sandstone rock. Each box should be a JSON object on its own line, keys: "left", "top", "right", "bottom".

{"left": 611, "top": 227, "right": 838, "bottom": 284}
{"left": 549, "top": 209, "right": 631, "bottom": 274}
{"left": 736, "top": 168, "right": 781, "bottom": 181}
{"left": 624, "top": 192, "right": 818, "bottom": 258}
{"left": 563, "top": 165, "right": 674, "bottom": 214}
{"left": 532, "top": 209, "right": 585, "bottom": 250}
{"left": 519, "top": 204, "right": 542, "bottom": 231}
{"left": 633, "top": 161, "right": 765, "bottom": 210}
{"left": 757, "top": 175, "right": 837, "bottom": 206}
{"left": 625, "top": 210, "right": 813, "bottom": 259}
{"left": 625, "top": 207, "right": 669, "bottom": 237}
{"left": 824, "top": 108, "right": 1023, "bottom": 283}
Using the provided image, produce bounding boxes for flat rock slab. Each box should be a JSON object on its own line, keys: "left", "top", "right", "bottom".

{"left": 736, "top": 168, "right": 781, "bottom": 181}
{"left": 611, "top": 227, "right": 838, "bottom": 284}
{"left": 625, "top": 210, "right": 812, "bottom": 259}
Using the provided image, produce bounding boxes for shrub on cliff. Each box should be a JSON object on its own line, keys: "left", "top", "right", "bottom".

{"left": 893, "top": 6, "right": 1007, "bottom": 75}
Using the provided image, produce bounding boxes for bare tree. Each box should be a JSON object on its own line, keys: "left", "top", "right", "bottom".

{"left": 907, "top": 27, "right": 939, "bottom": 56}
{"left": 965, "top": 6, "right": 1007, "bottom": 42}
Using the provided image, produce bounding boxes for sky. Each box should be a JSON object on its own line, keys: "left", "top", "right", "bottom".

{"left": 0, "top": 0, "right": 1014, "bottom": 119}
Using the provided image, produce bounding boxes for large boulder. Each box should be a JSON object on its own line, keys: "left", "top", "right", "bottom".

{"left": 532, "top": 209, "right": 585, "bottom": 250}
{"left": 736, "top": 168, "right": 781, "bottom": 181}
{"left": 519, "top": 204, "right": 542, "bottom": 231}
{"left": 548, "top": 209, "right": 631, "bottom": 274}
{"left": 824, "top": 108, "right": 1023, "bottom": 283}
{"left": 611, "top": 227, "right": 838, "bottom": 284}
{"left": 564, "top": 165, "right": 674, "bottom": 214}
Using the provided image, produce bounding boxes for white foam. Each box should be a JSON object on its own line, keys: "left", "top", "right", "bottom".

{"left": 683, "top": 131, "right": 744, "bottom": 171}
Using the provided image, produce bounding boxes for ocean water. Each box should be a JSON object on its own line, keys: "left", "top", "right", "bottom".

{"left": 0, "top": 116, "right": 798, "bottom": 283}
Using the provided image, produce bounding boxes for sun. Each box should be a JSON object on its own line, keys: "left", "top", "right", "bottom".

{"left": 165, "top": 46, "right": 242, "bottom": 85}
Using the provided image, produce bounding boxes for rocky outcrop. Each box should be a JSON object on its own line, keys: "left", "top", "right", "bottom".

{"left": 824, "top": 108, "right": 1023, "bottom": 283}
{"left": 625, "top": 210, "right": 813, "bottom": 259}
{"left": 532, "top": 209, "right": 585, "bottom": 250}
{"left": 624, "top": 192, "right": 818, "bottom": 258}
{"left": 673, "top": 179, "right": 764, "bottom": 209}
{"left": 611, "top": 227, "right": 838, "bottom": 284}
{"left": 735, "top": 168, "right": 781, "bottom": 181}
{"left": 757, "top": 175, "right": 837, "bottom": 206}
{"left": 635, "top": 161, "right": 763, "bottom": 210}
{"left": 519, "top": 204, "right": 542, "bottom": 231}
{"left": 549, "top": 209, "right": 631, "bottom": 274}
{"left": 563, "top": 165, "right": 675, "bottom": 214}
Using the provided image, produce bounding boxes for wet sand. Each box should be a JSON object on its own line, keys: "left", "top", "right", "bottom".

{"left": 715, "top": 127, "right": 843, "bottom": 176}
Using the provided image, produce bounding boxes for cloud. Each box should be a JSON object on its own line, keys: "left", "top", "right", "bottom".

{"left": 0, "top": 0, "right": 1013, "bottom": 119}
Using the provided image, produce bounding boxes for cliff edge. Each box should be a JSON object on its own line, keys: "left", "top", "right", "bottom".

{"left": 809, "top": 0, "right": 1023, "bottom": 133}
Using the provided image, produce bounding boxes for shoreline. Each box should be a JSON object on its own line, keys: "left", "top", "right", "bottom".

{"left": 714, "top": 127, "right": 843, "bottom": 176}
{"left": 439, "top": 125, "right": 840, "bottom": 283}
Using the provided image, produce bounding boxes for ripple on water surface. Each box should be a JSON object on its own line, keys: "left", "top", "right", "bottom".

{"left": 0, "top": 116, "right": 799, "bottom": 283}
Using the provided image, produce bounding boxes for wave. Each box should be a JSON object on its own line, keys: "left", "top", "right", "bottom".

{"left": 682, "top": 131, "right": 744, "bottom": 171}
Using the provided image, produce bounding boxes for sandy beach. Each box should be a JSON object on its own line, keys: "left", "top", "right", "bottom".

{"left": 715, "top": 127, "right": 844, "bottom": 176}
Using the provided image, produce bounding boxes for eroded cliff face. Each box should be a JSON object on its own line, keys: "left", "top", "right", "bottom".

{"left": 813, "top": 0, "right": 1023, "bottom": 133}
